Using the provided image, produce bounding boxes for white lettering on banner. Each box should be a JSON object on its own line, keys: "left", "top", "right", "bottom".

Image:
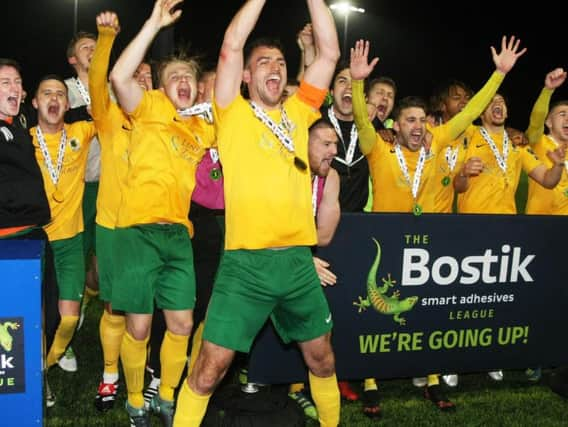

{"left": 401, "top": 245, "right": 535, "bottom": 286}
{"left": 0, "top": 354, "right": 14, "bottom": 369}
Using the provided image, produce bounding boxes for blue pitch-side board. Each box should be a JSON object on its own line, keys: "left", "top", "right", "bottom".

{"left": 0, "top": 240, "right": 43, "bottom": 426}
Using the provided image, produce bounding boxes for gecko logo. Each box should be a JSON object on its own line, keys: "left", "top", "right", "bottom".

{"left": 353, "top": 238, "right": 419, "bottom": 325}
{"left": 0, "top": 321, "right": 19, "bottom": 352}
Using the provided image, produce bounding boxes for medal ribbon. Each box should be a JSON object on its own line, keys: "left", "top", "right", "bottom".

{"left": 445, "top": 146, "right": 459, "bottom": 173}
{"left": 36, "top": 127, "right": 67, "bottom": 186}
{"left": 249, "top": 101, "right": 295, "bottom": 154}
{"left": 480, "top": 127, "right": 509, "bottom": 176}
{"left": 327, "top": 107, "right": 359, "bottom": 166}
{"left": 312, "top": 175, "right": 319, "bottom": 217}
{"left": 74, "top": 77, "right": 91, "bottom": 106}
{"left": 178, "top": 102, "right": 214, "bottom": 123}
{"left": 394, "top": 144, "right": 426, "bottom": 202}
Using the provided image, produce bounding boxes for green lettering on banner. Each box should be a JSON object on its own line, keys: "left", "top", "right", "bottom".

{"left": 359, "top": 335, "right": 379, "bottom": 353}
{"left": 497, "top": 326, "right": 529, "bottom": 345}
{"left": 359, "top": 326, "right": 528, "bottom": 354}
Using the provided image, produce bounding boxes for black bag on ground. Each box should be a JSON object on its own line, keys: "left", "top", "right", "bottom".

{"left": 202, "top": 384, "right": 306, "bottom": 427}
{"left": 549, "top": 367, "right": 568, "bottom": 398}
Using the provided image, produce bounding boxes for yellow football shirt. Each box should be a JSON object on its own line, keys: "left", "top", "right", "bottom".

{"left": 458, "top": 128, "right": 542, "bottom": 214}
{"left": 31, "top": 121, "right": 96, "bottom": 241}
{"left": 213, "top": 92, "right": 320, "bottom": 249}
{"left": 526, "top": 135, "right": 568, "bottom": 214}
{"left": 366, "top": 136, "right": 439, "bottom": 212}
{"left": 424, "top": 126, "right": 476, "bottom": 213}
{"left": 116, "top": 90, "right": 215, "bottom": 235}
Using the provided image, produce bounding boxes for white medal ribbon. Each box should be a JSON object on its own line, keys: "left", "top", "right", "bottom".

{"left": 74, "top": 77, "right": 91, "bottom": 106}
{"left": 249, "top": 101, "right": 295, "bottom": 153}
{"left": 36, "top": 127, "right": 67, "bottom": 186}
{"left": 327, "top": 107, "right": 359, "bottom": 166}
{"left": 178, "top": 102, "right": 213, "bottom": 124}
{"left": 445, "top": 146, "right": 459, "bottom": 173}
{"left": 209, "top": 148, "right": 219, "bottom": 164}
{"left": 480, "top": 127, "right": 509, "bottom": 176}
{"left": 394, "top": 144, "right": 426, "bottom": 201}
{"left": 312, "top": 175, "right": 319, "bottom": 217}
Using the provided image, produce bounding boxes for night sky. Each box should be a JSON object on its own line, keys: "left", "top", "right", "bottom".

{"left": 5, "top": 1, "right": 567, "bottom": 129}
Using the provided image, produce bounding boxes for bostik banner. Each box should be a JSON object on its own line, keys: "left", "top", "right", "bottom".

{"left": 0, "top": 240, "right": 43, "bottom": 426}
{"left": 247, "top": 213, "right": 568, "bottom": 383}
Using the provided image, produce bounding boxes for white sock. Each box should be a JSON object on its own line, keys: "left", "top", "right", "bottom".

{"left": 103, "top": 372, "right": 119, "bottom": 384}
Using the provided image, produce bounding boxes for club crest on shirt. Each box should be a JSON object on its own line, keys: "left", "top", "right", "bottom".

{"left": 170, "top": 135, "right": 200, "bottom": 165}
{"left": 69, "top": 138, "right": 80, "bottom": 152}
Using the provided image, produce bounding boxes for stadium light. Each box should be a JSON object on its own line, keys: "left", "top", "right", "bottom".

{"left": 329, "top": 2, "right": 366, "bottom": 57}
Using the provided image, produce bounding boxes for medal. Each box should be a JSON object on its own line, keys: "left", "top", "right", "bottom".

{"left": 52, "top": 189, "right": 64, "bottom": 203}
{"left": 210, "top": 168, "right": 222, "bottom": 181}
{"left": 441, "top": 175, "right": 451, "bottom": 186}
{"left": 294, "top": 156, "right": 307, "bottom": 171}
{"left": 413, "top": 203, "right": 423, "bottom": 216}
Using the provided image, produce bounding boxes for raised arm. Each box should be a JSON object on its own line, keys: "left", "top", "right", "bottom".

{"left": 526, "top": 68, "right": 567, "bottom": 144}
{"left": 109, "top": 0, "right": 182, "bottom": 113}
{"left": 350, "top": 40, "right": 380, "bottom": 155}
{"left": 89, "top": 11, "right": 120, "bottom": 119}
{"left": 215, "top": 0, "right": 266, "bottom": 108}
{"left": 529, "top": 146, "right": 566, "bottom": 189}
{"left": 444, "top": 36, "right": 527, "bottom": 139}
{"left": 316, "top": 168, "right": 340, "bottom": 246}
{"left": 296, "top": 23, "right": 316, "bottom": 82}
{"left": 302, "top": 0, "right": 340, "bottom": 90}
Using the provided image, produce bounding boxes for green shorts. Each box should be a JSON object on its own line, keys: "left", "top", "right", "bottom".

{"left": 95, "top": 224, "right": 115, "bottom": 302}
{"left": 203, "top": 247, "right": 332, "bottom": 353}
{"left": 111, "top": 224, "right": 195, "bottom": 314}
{"left": 82, "top": 181, "right": 98, "bottom": 259}
{"left": 51, "top": 233, "right": 85, "bottom": 301}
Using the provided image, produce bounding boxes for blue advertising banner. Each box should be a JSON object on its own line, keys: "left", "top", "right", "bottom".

{"left": 248, "top": 213, "right": 568, "bottom": 383}
{"left": 0, "top": 240, "right": 43, "bottom": 426}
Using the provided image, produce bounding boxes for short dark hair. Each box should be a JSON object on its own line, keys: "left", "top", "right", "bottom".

{"left": 366, "top": 76, "right": 397, "bottom": 98}
{"left": 66, "top": 31, "right": 96, "bottom": 59}
{"left": 0, "top": 58, "right": 21, "bottom": 73}
{"left": 309, "top": 117, "right": 340, "bottom": 141}
{"left": 392, "top": 96, "right": 428, "bottom": 120}
{"left": 244, "top": 37, "right": 285, "bottom": 67}
{"left": 549, "top": 99, "right": 568, "bottom": 114}
{"left": 35, "top": 74, "right": 68, "bottom": 96}
{"left": 331, "top": 60, "right": 350, "bottom": 85}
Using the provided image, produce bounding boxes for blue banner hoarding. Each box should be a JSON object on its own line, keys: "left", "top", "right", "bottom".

{"left": 248, "top": 213, "right": 568, "bottom": 383}
{"left": 0, "top": 240, "right": 43, "bottom": 426}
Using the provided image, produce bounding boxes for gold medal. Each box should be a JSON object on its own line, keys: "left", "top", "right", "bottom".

{"left": 52, "top": 189, "right": 64, "bottom": 203}
{"left": 294, "top": 156, "right": 307, "bottom": 171}
{"left": 441, "top": 175, "right": 451, "bottom": 187}
{"left": 413, "top": 203, "right": 423, "bottom": 216}
{"left": 209, "top": 168, "right": 222, "bottom": 181}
